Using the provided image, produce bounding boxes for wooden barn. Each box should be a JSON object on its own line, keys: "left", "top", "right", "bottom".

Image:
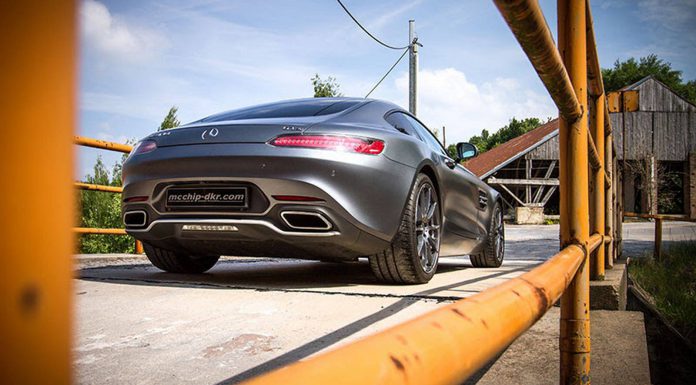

{"left": 464, "top": 75, "right": 696, "bottom": 223}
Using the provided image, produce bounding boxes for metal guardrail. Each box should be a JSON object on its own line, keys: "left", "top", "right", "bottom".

{"left": 242, "top": 1, "right": 618, "bottom": 384}
{"left": 624, "top": 212, "right": 696, "bottom": 260}
{"left": 74, "top": 135, "right": 143, "bottom": 254}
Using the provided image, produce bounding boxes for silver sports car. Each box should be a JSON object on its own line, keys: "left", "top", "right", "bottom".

{"left": 122, "top": 98, "right": 504, "bottom": 284}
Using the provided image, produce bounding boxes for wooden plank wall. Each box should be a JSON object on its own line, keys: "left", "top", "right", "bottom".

{"left": 527, "top": 135, "right": 559, "bottom": 160}
{"left": 607, "top": 78, "right": 696, "bottom": 161}
{"left": 637, "top": 78, "right": 696, "bottom": 112}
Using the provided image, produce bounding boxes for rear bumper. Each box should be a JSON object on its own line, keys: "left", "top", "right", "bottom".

{"left": 125, "top": 207, "right": 390, "bottom": 260}
{"left": 122, "top": 143, "right": 414, "bottom": 258}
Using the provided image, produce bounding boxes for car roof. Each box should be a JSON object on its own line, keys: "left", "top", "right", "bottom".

{"left": 195, "top": 97, "right": 404, "bottom": 124}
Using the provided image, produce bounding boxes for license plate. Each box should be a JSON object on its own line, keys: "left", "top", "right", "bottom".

{"left": 166, "top": 187, "right": 248, "bottom": 208}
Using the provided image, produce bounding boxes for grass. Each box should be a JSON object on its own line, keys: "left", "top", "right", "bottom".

{"left": 629, "top": 241, "right": 696, "bottom": 344}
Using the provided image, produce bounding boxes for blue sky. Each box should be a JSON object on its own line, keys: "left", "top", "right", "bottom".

{"left": 78, "top": 0, "right": 696, "bottom": 178}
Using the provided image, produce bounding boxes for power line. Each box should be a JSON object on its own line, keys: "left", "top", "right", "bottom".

{"left": 365, "top": 47, "right": 410, "bottom": 98}
{"left": 336, "top": 0, "right": 409, "bottom": 50}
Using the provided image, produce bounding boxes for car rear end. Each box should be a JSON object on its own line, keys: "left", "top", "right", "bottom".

{"left": 121, "top": 110, "right": 416, "bottom": 261}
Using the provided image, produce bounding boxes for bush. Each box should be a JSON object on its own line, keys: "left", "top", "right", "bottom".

{"left": 77, "top": 155, "right": 134, "bottom": 254}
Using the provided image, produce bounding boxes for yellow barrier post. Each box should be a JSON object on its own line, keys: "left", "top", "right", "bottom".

{"left": 605, "top": 129, "right": 614, "bottom": 267}
{"left": 558, "top": 0, "right": 591, "bottom": 383}
{"left": 591, "top": 94, "right": 606, "bottom": 279}
{"left": 135, "top": 240, "right": 144, "bottom": 254}
{"left": 0, "top": 1, "right": 75, "bottom": 383}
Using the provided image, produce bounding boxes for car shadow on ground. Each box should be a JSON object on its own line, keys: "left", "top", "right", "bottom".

{"left": 76, "top": 236, "right": 558, "bottom": 293}
{"left": 78, "top": 257, "right": 482, "bottom": 291}
{"left": 78, "top": 237, "right": 553, "bottom": 291}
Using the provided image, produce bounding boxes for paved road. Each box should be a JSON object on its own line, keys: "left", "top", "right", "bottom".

{"left": 74, "top": 222, "right": 694, "bottom": 384}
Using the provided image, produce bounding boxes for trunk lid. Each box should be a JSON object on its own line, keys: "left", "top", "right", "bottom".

{"left": 149, "top": 118, "right": 318, "bottom": 147}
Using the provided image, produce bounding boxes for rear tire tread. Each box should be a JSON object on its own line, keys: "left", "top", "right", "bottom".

{"left": 368, "top": 174, "right": 435, "bottom": 284}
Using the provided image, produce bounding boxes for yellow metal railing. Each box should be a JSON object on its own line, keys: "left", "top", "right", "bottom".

{"left": 73, "top": 135, "right": 143, "bottom": 254}
{"left": 624, "top": 212, "right": 696, "bottom": 261}
{"left": 241, "top": 1, "right": 617, "bottom": 384}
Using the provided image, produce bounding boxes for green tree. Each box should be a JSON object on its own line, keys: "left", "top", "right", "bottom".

{"left": 468, "top": 117, "right": 543, "bottom": 153}
{"left": 78, "top": 156, "right": 134, "bottom": 254}
{"left": 447, "top": 143, "right": 457, "bottom": 158}
{"left": 159, "top": 106, "right": 180, "bottom": 130}
{"left": 311, "top": 74, "right": 343, "bottom": 97}
{"left": 602, "top": 54, "right": 696, "bottom": 104}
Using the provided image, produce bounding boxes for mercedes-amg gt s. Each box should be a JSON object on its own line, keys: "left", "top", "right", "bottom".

{"left": 122, "top": 98, "right": 504, "bottom": 284}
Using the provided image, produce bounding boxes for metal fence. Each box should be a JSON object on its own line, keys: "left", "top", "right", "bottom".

{"left": 239, "top": 1, "right": 619, "bottom": 384}
{"left": 624, "top": 212, "right": 696, "bottom": 260}
{"left": 74, "top": 135, "right": 143, "bottom": 254}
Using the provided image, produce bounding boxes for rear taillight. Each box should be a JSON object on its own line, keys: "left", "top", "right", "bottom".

{"left": 124, "top": 196, "right": 148, "bottom": 203}
{"left": 131, "top": 140, "right": 157, "bottom": 155}
{"left": 269, "top": 135, "right": 385, "bottom": 155}
{"left": 272, "top": 195, "right": 324, "bottom": 202}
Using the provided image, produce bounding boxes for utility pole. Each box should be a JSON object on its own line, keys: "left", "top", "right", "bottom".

{"left": 409, "top": 19, "right": 418, "bottom": 116}
{"left": 442, "top": 126, "right": 446, "bottom": 146}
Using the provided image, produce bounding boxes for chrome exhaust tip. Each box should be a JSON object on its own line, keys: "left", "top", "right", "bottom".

{"left": 123, "top": 210, "right": 147, "bottom": 228}
{"left": 280, "top": 211, "right": 332, "bottom": 231}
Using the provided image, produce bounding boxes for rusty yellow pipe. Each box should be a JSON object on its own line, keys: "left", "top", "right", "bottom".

{"left": 1, "top": 1, "right": 75, "bottom": 383}
{"left": 135, "top": 240, "right": 144, "bottom": 254}
{"left": 242, "top": 244, "right": 586, "bottom": 385}
{"left": 587, "top": 131, "right": 601, "bottom": 171}
{"left": 591, "top": 94, "right": 606, "bottom": 280}
{"left": 74, "top": 228, "right": 127, "bottom": 235}
{"left": 585, "top": 2, "right": 604, "bottom": 97}
{"left": 493, "top": 0, "right": 582, "bottom": 122}
{"left": 74, "top": 135, "right": 133, "bottom": 153}
{"left": 558, "top": 0, "right": 591, "bottom": 383}
{"left": 74, "top": 182, "right": 123, "bottom": 193}
{"left": 588, "top": 233, "right": 603, "bottom": 253}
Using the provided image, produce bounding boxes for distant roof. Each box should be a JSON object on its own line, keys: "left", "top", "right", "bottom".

{"left": 464, "top": 118, "right": 559, "bottom": 178}
{"left": 619, "top": 75, "right": 655, "bottom": 91}
{"left": 618, "top": 75, "right": 696, "bottom": 110}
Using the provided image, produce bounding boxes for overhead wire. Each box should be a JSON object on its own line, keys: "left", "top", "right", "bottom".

{"left": 335, "top": 0, "right": 419, "bottom": 98}
{"left": 364, "top": 47, "right": 410, "bottom": 98}
{"left": 336, "top": 0, "right": 410, "bottom": 50}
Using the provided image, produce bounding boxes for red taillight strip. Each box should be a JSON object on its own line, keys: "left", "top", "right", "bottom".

{"left": 124, "top": 196, "right": 148, "bottom": 203}
{"left": 272, "top": 195, "right": 324, "bottom": 202}
{"left": 132, "top": 140, "right": 157, "bottom": 155}
{"left": 270, "top": 135, "right": 385, "bottom": 155}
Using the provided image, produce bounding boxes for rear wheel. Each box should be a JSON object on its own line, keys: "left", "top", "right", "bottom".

{"left": 143, "top": 243, "right": 220, "bottom": 273}
{"left": 470, "top": 202, "right": 504, "bottom": 268}
{"left": 369, "top": 174, "right": 441, "bottom": 284}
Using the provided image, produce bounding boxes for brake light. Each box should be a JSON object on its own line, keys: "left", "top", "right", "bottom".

{"left": 131, "top": 140, "right": 157, "bottom": 155}
{"left": 270, "top": 135, "right": 385, "bottom": 155}
{"left": 272, "top": 195, "right": 324, "bottom": 202}
{"left": 124, "top": 196, "right": 148, "bottom": 203}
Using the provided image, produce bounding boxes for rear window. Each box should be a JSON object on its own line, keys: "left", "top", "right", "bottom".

{"left": 199, "top": 100, "right": 361, "bottom": 122}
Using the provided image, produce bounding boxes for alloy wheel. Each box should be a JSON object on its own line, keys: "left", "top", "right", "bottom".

{"left": 415, "top": 183, "right": 440, "bottom": 274}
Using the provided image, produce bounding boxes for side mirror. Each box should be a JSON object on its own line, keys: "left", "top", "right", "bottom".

{"left": 456, "top": 142, "right": 478, "bottom": 161}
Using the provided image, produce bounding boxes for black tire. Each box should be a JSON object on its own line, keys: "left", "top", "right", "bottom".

{"left": 143, "top": 243, "right": 220, "bottom": 273}
{"left": 368, "top": 173, "right": 441, "bottom": 284}
{"left": 471, "top": 202, "right": 504, "bottom": 268}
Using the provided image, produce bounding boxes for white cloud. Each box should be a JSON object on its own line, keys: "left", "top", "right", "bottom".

{"left": 80, "top": 0, "right": 167, "bottom": 60}
{"left": 393, "top": 68, "right": 556, "bottom": 143}
{"left": 638, "top": 0, "right": 696, "bottom": 28}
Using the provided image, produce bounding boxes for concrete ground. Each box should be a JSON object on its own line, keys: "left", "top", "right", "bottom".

{"left": 74, "top": 222, "right": 694, "bottom": 384}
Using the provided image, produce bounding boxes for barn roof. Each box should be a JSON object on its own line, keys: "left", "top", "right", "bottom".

{"left": 463, "top": 118, "right": 559, "bottom": 178}
{"left": 619, "top": 75, "right": 696, "bottom": 111}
